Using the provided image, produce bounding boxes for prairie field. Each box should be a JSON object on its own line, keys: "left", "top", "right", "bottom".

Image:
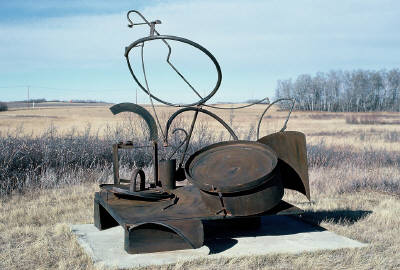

{"left": 1, "top": 104, "right": 400, "bottom": 269}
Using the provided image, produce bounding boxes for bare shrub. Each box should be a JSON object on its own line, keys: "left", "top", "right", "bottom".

{"left": 2, "top": 119, "right": 400, "bottom": 197}
{"left": 346, "top": 113, "right": 400, "bottom": 125}
{"left": 0, "top": 119, "right": 222, "bottom": 195}
{"left": 345, "top": 114, "right": 360, "bottom": 124}
{"left": 383, "top": 131, "right": 400, "bottom": 142}
{"left": 307, "top": 141, "right": 400, "bottom": 168}
{"left": 308, "top": 113, "right": 343, "bottom": 120}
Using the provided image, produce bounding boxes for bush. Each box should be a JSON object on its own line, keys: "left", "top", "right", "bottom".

{"left": 0, "top": 121, "right": 223, "bottom": 195}
{"left": 0, "top": 101, "right": 8, "bottom": 112}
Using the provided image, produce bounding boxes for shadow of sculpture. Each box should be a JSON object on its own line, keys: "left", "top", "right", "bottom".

{"left": 203, "top": 215, "right": 326, "bottom": 254}
{"left": 202, "top": 209, "right": 371, "bottom": 254}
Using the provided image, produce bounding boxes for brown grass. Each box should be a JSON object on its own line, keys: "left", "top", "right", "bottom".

{"left": 1, "top": 105, "right": 400, "bottom": 269}
{"left": 1, "top": 183, "right": 399, "bottom": 269}
{"left": 2, "top": 106, "right": 400, "bottom": 151}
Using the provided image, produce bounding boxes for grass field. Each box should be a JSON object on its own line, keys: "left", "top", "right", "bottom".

{"left": 1, "top": 104, "right": 400, "bottom": 269}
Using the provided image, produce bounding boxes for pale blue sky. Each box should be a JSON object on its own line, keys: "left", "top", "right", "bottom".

{"left": 0, "top": 0, "right": 399, "bottom": 104}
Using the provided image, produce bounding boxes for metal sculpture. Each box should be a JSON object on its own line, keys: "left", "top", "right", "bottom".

{"left": 94, "top": 10, "right": 310, "bottom": 254}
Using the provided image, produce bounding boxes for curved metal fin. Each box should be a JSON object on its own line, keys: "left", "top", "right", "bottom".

{"left": 110, "top": 102, "right": 158, "bottom": 141}
{"left": 258, "top": 131, "right": 310, "bottom": 200}
{"left": 125, "top": 219, "right": 204, "bottom": 254}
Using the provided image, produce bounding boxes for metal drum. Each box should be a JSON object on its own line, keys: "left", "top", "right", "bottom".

{"left": 185, "top": 140, "right": 284, "bottom": 216}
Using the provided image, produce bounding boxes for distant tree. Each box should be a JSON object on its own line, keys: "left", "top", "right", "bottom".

{"left": 0, "top": 101, "right": 8, "bottom": 112}
{"left": 275, "top": 68, "right": 400, "bottom": 112}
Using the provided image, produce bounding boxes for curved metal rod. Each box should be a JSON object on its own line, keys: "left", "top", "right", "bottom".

{"left": 140, "top": 43, "right": 166, "bottom": 141}
{"left": 127, "top": 10, "right": 158, "bottom": 29}
{"left": 109, "top": 102, "right": 158, "bottom": 141}
{"left": 127, "top": 10, "right": 205, "bottom": 101}
{"left": 204, "top": 97, "right": 270, "bottom": 110}
{"left": 167, "top": 128, "right": 189, "bottom": 160}
{"left": 164, "top": 107, "right": 238, "bottom": 146}
{"left": 256, "top": 98, "right": 295, "bottom": 140}
{"left": 125, "top": 35, "right": 222, "bottom": 107}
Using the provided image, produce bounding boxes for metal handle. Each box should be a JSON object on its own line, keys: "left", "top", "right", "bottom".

{"left": 166, "top": 128, "right": 189, "bottom": 160}
{"left": 130, "top": 168, "right": 146, "bottom": 192}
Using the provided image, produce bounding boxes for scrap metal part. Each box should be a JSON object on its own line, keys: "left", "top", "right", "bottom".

{"left": 109, "top": 102, "right": 158, "bottom": 141}
{"left": 258, "top": 131, "right": 310, "bottom": 200}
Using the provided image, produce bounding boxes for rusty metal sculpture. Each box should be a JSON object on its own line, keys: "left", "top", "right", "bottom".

{"left": 94, "top": 10, "right": 310, "bottom": 254}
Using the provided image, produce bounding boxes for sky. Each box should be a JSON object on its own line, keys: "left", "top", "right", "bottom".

{"left": 0, "top": 0, "right": 399, "bottom": 104}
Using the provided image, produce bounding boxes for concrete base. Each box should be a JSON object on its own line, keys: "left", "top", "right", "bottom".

{"left": 70, "top": 216, "right": 367, "bottom": 269}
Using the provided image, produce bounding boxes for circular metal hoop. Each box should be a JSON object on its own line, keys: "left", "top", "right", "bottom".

{"left": 125, "top": 35, "right": 222, "bottom": 107}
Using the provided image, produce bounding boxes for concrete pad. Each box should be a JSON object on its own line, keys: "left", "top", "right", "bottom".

{"left": 70, "top": 216, "right": 367, "bottom": 269}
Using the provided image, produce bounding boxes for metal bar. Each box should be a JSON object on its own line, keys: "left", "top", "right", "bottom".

{"left": 153, "top": 141, "right": 159, "bottom": 187}
{"left": 112, "top": 144, "right": 120, "bottom": 185}
{"left": 164, "top": 107, "right": 238, "bottom": 146}
{"left": 179, "top": 109, "right": 199, "bottom": 167}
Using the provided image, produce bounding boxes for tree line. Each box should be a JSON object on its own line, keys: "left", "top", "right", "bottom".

{"left": 275, "top": 69, "right": 400, "bottom": 112}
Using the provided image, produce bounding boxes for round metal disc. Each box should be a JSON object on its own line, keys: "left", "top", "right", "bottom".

{"left": 185, "top": 140, "right": 278, "bottom": 193}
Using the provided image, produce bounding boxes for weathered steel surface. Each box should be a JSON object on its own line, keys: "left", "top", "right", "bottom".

{"left": 185, "top": 140, "right": 277, "bottom": 193}
{"left": 112, "top": 144, "right": 120, "bottom": 185}
{"left": 158, "top": 159, "right": 176, "bottom": 190}
{"left": 125, "top": 219, "right": 203, "bottom": 254}
{"left": 198, "top": 167, "right": 284, "bottom": 216}
{"left": 94, "top": 186, "right": 303, "bottom": 253}
{"left": 258, "top": 131, "right": 310, "bottom": 200}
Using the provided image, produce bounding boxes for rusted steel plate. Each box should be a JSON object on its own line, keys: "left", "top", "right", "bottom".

{"left": 125, "top": 219, "right": 203, "bottom": 254}
{"left": 95, "top": 185, "right": 214, "bottom": 224}
{"left": 198, "top": 167, "right": 284, "bottom": 216}
{"left": 258, "top": 131, "right": 310, "bottom": 200}
{"left": 185, "top": 140, "right": 278, "bottom": 193}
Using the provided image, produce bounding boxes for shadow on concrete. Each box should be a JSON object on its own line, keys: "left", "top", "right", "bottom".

{"left": 203, "top": 210, "right": 371, "bottom": 254}
{"left": 203, "top": 215, "right": 325, "bottom": 254}
{"left": 301, "top": 209, "right": 372, "bottom": 225}
{"left": 204, "top": 238, "right": 239, "bottom": 254}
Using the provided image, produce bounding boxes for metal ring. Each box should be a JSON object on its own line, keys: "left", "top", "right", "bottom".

{"left": 125, "top": 35, "right": 222, "bottom": 107}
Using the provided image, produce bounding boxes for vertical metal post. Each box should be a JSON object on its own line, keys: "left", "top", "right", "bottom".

{"left": 179, "top": 109, "right": 199, "bottom": 167}
{"left": 153, "top": 141, "right": 159, "bottom": 187}
{"left": 112, "top": 144, "right": 120, "bottom": 184}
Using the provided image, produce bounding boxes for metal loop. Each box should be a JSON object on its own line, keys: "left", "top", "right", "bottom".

{"left": 130, "top": 168, "right": 146, "bottom": 192}
{"left": 125, "top": 35, "right": 222, "bottom": 107}
{"left": 127, "top": 10, "right": 161, "bottom": 30}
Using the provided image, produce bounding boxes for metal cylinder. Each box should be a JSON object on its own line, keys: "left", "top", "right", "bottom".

{"left": 158, "top": 159, "right": 176, "bottom": 190}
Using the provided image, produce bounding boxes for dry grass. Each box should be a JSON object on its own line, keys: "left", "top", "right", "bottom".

{"left": 1, "top": 105, "right": 400, "bottom": 269}
{"left": 1, "top": 183, "right": 399, "bottom": 269}
{"left": 2, "top": 105, "right": 400, "bottom": 151}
